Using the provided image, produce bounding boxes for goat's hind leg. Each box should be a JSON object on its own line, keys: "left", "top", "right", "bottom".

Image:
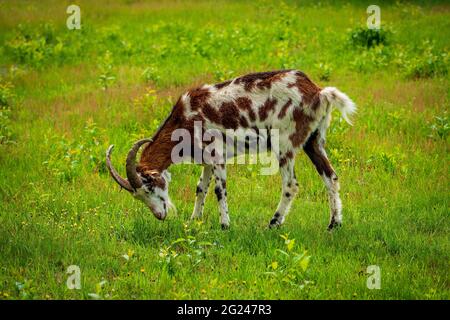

{"left": 303, "top": 130, "right": 342, "bottom": 230}
{"left": 269, "top": 152, "right": 299, "bottom": 228}
{"left": 191, "top": 165, "right": 213, "bottom": 220}
{"left": 212, "top": 164, "right": 230, "bottom": 229}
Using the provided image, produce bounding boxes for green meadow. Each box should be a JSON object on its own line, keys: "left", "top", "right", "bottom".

{"left": 0, "top": 0, "right": 448, "bottom": 299}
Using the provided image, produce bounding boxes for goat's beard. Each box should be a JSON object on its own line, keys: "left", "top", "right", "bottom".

{"left": 167, "top": 197, "right": 177, "bottom": 215}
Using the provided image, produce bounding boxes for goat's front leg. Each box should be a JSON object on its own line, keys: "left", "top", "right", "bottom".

{"left": 269, "top": 151, "right": 298, "bottom": 228}
{"left": 304, "top": 130, "right": 342, "bottom": 230}
{"left": 212, "top": 164, "right": 230, "bottom": 229}
{"left": 191, "top": 165, "right": 213, "bottom": 220}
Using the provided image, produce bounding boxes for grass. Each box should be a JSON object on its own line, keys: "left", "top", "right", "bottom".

{"left": 0, "top": 0, "right": 449, "bottom": 299}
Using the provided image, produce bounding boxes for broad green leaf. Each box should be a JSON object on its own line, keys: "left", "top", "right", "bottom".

{"left": 300, "top": 255, "right": 311, "bottom": 271}
{"left": 286, "top": 239, "right": 295, "bottom": 251}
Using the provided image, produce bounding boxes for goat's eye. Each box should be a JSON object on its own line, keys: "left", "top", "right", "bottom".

{"left": 158, "top": 196, "right": 164, "bottom": 202}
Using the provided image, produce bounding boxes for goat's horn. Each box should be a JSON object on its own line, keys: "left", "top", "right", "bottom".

{"left": 126, "top": 139, "right": 153, "bottom": 190}
{"left": 106, "top": 145, "right": 133, "bottom": 192}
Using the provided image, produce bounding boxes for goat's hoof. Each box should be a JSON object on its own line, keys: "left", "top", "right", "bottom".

{"left": 327, "top": 221, "right": 342, "bottom": 231}
{"left": 268, "top": 219, "right": 282, "bottom": 229}
{"left": 221, "top": 223, "right": 230, "bottom": 230}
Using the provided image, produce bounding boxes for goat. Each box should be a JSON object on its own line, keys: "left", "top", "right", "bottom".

{"left": 106, "top": 70, "right": 356, "bottom": 230}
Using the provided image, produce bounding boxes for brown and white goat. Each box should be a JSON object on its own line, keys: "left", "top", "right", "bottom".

{"left": 106, "top": 70, "right": 356, "bottom": 229}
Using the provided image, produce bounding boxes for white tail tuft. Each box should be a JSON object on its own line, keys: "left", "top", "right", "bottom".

{"left": 320, "top": 87, "right": 357, "bottom": 125}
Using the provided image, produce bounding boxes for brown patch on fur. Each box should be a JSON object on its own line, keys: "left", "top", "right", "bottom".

{"left": 220, "top": 101, "right": 240, "bottom": 129}
{"left": 286, "top": 150, "right": 294, "bottom": 160}
{"left": 188, "top": 86, "right": 211, "bottom": 110}
{"left": 310, "top": 94, "right": 321, "bottom": 111}
{"left": 215, "top": 80, "right": 232, "bottom": 90}
{"left": 279, "top": 150, "right": 294, "bottom": 167}
{"left": 137, "top": 131, "right": 176, "bottom": 173}
{"left": 201, "top": 100, "right": 240, "bottom": 129}
{"left": 183, "top": 113, "right": 206, "bottom": 141}
{"left": 303, "top": 130, "right": 335, "bottom": 178}
{"left": 259, "top": 98, "right": 277, "bottom": 121}
{"left": 138, "top": 98, "right": 186, "bottom": 172}
{"left": 236, "top": 70, "right": 290, "bottom": 91}
{"left": 239, "top": 115, "right": 249, "bottom": 128}
{"left": 278, "top": 99, "right": 292, "bottom": 119}
{"left": 256, "top": 72, "right": 286, "bottom": 90}
{"left": 289, "top": 107, "right": 314, "bottom": 147}
{"left": 202, "top": 103, "right": 222, "bottom": 124}
{"left": 288, "top": 71, "right": 321, "bottom": 107}
{"left": 236, "top": 97, "right": 256, "bottom": 121}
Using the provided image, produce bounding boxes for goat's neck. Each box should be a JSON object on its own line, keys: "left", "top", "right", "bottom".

{"left": 137, "top": 123, "right": 177, "bottom": 174}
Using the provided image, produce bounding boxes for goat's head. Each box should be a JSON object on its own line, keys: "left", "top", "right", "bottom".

{"left": 106, "top": 139, "right": 174, "bottom": 220}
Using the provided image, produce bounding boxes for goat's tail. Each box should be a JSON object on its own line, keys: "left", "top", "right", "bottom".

{"left": 320, "top": 87, "right": 357, "bottom": 125}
